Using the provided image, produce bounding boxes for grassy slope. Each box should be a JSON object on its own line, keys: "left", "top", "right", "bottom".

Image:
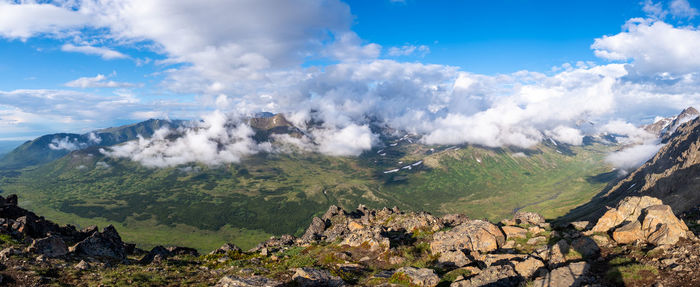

{"left": 0, "top": 142, "right": 615, "bottom": 252}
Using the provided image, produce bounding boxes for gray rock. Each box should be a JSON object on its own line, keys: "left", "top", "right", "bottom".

{"left": 70, "top": 225, "right": 126, "bottom": 260}
{"left": 140, "top": 246, "right": 172, "bottom": 264}
{"left": 450, "top": 264, "right": 521, "bottom": 287}
{"left": 27, "top": 235, "right": 68, "bottom": 258}
{"left": 301, "top": 217, "right": 327, "bottom": 242}
{"left": 531, "top": 262, "right": 590, "bottom": 287}
{"left": 292, "top": 267, "right": 344, "bottom": 287}
{"left": 210, "top": 243, "right": 242, "bottom": 255}
{"left": 570, "top": 237, "right": 600, "bottom": 258}
{"left": 75, "top": 260, "right": 90, "bottom": 270}
{"left": 513, "top": 211, "right": 545, "bottom": 226}
{"left": 216, "top": 275, "right": 282, "bottom": 287}
{"left": 395, "top": 267, "right": 439, "bottom": 287}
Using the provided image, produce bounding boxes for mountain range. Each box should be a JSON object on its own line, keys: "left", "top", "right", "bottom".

{"left": 0, "top": 108, "right": 698, "bottom": 252}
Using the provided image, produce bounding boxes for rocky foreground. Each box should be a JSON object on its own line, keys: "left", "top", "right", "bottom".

{"left": 0, "top": 195, "right": 698, "bottom": 286}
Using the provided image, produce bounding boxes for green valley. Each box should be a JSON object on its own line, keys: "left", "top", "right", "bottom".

{"left": 0, "top": 135, "right": 617, "bottom": 252}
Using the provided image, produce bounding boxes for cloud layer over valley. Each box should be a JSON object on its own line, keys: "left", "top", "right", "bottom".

{"left": 1, "top": 0, "right": 700, "bottom": 168}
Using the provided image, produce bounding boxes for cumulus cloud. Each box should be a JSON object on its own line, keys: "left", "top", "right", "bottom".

{"left": 49, "top": 136, "right": 85, "bottom": 151}
{"left": 669, "top": 0, "right": 698, "bottom": 19}
{"left": 101, "top": 111, "right": 272, "bottom": 167}
{"left": 0, "top": 1, "right": 89, "bottom": 39}
{"left": 65, "top": 74, "right": 137, "bottom": 88}
{"left": 3, "top": 0, "right": 700, "bottom": 171}
{"left": 592, "top": 19, "right": 700, "bottom": 75}
{"left": 388, "top": 44, "right": 430, "bottom": 57}
{"left": 61, "top": 44, "right": 128, "bottom": 60}
{"left": 606, "top": 143, "right": 664, "bottom": 171}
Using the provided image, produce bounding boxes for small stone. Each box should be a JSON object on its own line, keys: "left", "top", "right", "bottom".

{"left": 75, "top": 260, "right": 90, "bottom": 270}
{"left": 501, "top": 226, "right": 527, "bottom": 240}
{"left": 527, "top": 236, "right": 546, "bottom": 245}
{"left": 395, "top": 267, "right": 439, "bottom": 287}
{"left": 292, "top": 267, "right": 344, "bottom": 287}
{"left": 569, "top": 221, "right": 590, "bottom": 231}
{"left": 528, "top": 226, "right": 545, "bottom": 235}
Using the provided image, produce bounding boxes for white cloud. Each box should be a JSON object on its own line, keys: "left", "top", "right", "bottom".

{"left": 314, "top": 124, "right": 377, "bottom": 156}
{"left": 606, "top": 143, "right": 664, "bottom": 170}
{"left": 65, "top": 74, "right": 137, "bottom": 88}
{"left": 388, "top": 44, "right": 429, "bottom": 57}
{"left": 546, "top": 126, "right": 584, "bottom": 145}
{"left": 61, "top": 44, "right": 128, "bottom": 60}
{"left": 49, "top": 136, "right": 85, "bottom": 151}
{"left": 0, "top": 1, "right": 89, "bottom": 39}
{"left": 670, "top": 0, "right": 698, "bottom": 19}
{"left": 102, "top": 111, "right": 272, "bottom": 167}
{"left": 592, "top": 19, "right": 700, "bottom": 75}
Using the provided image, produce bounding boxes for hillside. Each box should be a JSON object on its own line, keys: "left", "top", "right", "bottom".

{"left": 0, "top": 119, "right": 183, "bottom": 170}
{"left": 0, "top": 122, "right": 616, "bottom": 251}
{"left": 562, "top": 116, "right": 700, "bottom": 222}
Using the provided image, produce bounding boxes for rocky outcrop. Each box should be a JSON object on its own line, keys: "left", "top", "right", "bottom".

{"left": 215, "top": 275, "right": 282, "bottom": 287}
{"left": 210, "top": 243, "right": 242, "bottom": 255}
{"left": 531, "top": 262, "right": 590, "bottom": 287}
{"left": 430, "top": 220, "right": 504, "bottom": 268}
{"left": 70, "top": 225, "right": 126, "bottom": 260}
{"left": 394, "top": 267, "right": 439, "bottom": 287}
{"left": 292, "top": 267, "right": 344, "bottom": 287}
{"left": 592, "top": 196, "right": 689, "bottom": 245}
{"left": 26, "top": 235, "right": 68, "bottom": 258}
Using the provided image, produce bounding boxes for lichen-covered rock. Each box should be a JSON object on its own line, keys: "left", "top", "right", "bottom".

{"left": 570, "top": 237, "right": 600, "bottom": 258}
{"left": 70, "top": 225, "right": 126, "bottom": 260}
{"left": 591, "top": 196, "right": 663, "bottom": 233}
{"left": 546, "top": 240, "right": 569, "bottom": 266}
{"left": 395, "top": 267, "right": 439, "bottom": 287}
{"left": 216, "top": 275, "right": 282, "bottom": 287}
{"left": 431, "top": 220, "right": 505, "bottom": 256}
{"left": 514, "top": 256, "right": 545, "bottom": 279}
{"left": 301, "top": 217, "right": 327, "bottom": 242}
{"left": 292, "top": 267, "right": 344, "bottom": 287}
{"left": 339, "top": 228, "right": 390, "bottom": 251}
{"left": 27, "top": 235, "right": 68, "bottom": 258}
{"left": 140, "top": 246, "right": 172, "bottom": 264}
{"left": 211, "top": 243, "right": 242, "bottom": 255}
{"left": 501, "top": 226, "right": 527, "bottom": 240}
{"left": 450, "top": 264, "right": 521, "bottom": 287}
{"left": 531, "top": 262, "right": 590, "bottom": 287}
{"left": 641, "top": 204, "right": 689, "bottom": 245}
{"left": 436, "top": 250, "right": 471, "bottom": 268}
{"left": 612, "top": 220, "right": 644, "bottom": 244}
{"left": 513, "top": 211, "right": 545, "bottom": 226}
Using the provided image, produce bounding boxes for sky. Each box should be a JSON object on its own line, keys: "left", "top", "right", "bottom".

{"left": 1, "top": 0, "right": 700, "bottom": 167}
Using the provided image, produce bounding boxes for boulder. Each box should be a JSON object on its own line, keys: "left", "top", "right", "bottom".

{"left": 570, "top": 237, "right": 600, "bottom": 258}
{"left": 216, "top": 275, "right": 282, "bottom": 287}
{"left": 513, "top": 211, "right": 545, "bottom": 226}
{"left": 0, "top": 247, "right": 22, "bottom": 261}
{"left": 437, "top": 250, "right": 471, "bottom": 268}
{"left": 514, "top": 256, "right": 545, "bottom": 279}
{"left": 339, "top": 228, "right": 390, "bottom": 251}
{"left": 394, "top": 267, "right": 439, "bottom": 287}
{"left": 211, "top": 243, "right": 242, "bottom": 255}
{"left": 591, "top": 196, "right": 663, "bottom": 233}
{"left": 612, "top": 221, "right": 644, "bottom": 244}
{"left": 322, "top": 205, "right": 343, "bottom": 221}
{"left": 546, "top": 240, "right": 569, "bottom": 266}
{"left": 166, "top": 246, "right": 199, "bottom": 256}
{"left": 641, "top": 205, "right": 689, "bottom": 245}
{"left": 250, "top": 235, "right": 296, "bottom": 252}
{"left": 70, "top": 225, "right": 126, "bottom": 260}
{"left": 27, "top": 235, "right": 68, "bottom": 258}
{"left": 531, "top": 262, "right": 590, "bottom": 287}
{"left": 431, "top": 220, "right": 505, "bottom": 256}
{"left": 569, "top": 221, "right": 590, "bottom": 231}
{"left": 442, "top": 214, "right": 470, "bottom": 227}
{"left": 292, "top": 267, "right": 344, "bottom": 287}
{"left": 501, "top": 226, "right": 527, "bottom": 240}
{"left": 450, "top": 264, "right": 521, "bottom": 287}
{"left": 140, "top": 246, "right": 172, "bottom": 264}
{"left": 75, "top": 260, "right": 90, "bottom": 270}
{"left": 301, "top": 217, "right": 327, "bottom": 242}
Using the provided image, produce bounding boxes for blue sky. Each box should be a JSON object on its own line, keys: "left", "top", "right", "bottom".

{"left": 347, "top": 0, "right": 642, "bottom": 73}
{"left": 0, "top": 0, "right": 700, "bottom": 161}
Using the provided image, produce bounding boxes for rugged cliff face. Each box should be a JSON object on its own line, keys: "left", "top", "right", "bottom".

{"left": 607, "top": 116, "right": 700, "bottom": 214}
{"left": 565, "top": 116, "right": 700, "bottom": 223}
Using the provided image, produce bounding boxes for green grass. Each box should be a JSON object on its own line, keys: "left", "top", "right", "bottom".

{"left": 606, "top": 263, "right": 658, "bottom": 285}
